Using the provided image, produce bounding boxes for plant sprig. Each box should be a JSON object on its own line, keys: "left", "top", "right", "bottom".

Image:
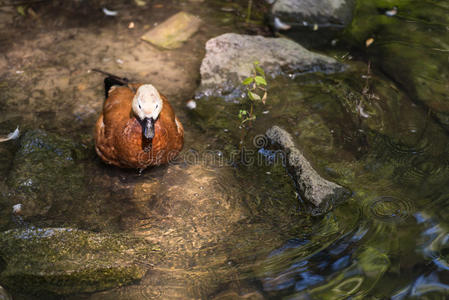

{"left": 238, "top": 61, "right": 268, "bottom": 147}
{"left": 239, "top": 61, "right": 268, "bottom": 126}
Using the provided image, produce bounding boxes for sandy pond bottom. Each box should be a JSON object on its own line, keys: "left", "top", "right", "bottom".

{"left": 0, "top": 0, "right": 448, "bottom": 299}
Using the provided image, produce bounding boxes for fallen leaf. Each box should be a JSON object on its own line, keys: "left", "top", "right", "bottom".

{"left": 365, "top": 38, "right": 374, "bottom": 47}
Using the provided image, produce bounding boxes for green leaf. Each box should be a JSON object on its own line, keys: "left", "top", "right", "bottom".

{"left": 242, "top": 77, "right": 254, "bottom": 85}
{"left": 255, "top": 65, "right": 265, "bottom": 77}
{"left": 248, "top": 91, "right": 261, "bottom": 101}
{"left": 253, "top": 61, "right": 260, "bottom": 65}
{"left": 238, "top": 109, "right": 247, "bottom": 119}
{"left": 254, "top": 76, "right": 267, "bottom": 86}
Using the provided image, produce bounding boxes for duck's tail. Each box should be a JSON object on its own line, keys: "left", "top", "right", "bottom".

{"left": 91, "top": 68, "right": 130, "bottom": 99}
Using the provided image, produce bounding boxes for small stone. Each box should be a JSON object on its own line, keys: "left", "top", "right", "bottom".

{"left": 141, "top": 12, "right": 202, "bottom": 49}
{"left": 12, "top": 204, "right": 22, "bottom": 215}
{"left": 186, "top": 99, "right": 197, "bottom": 110}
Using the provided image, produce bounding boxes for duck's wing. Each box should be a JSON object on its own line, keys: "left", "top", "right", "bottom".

{"left": 95, "top": 86, "right": 136, "bottom": 167}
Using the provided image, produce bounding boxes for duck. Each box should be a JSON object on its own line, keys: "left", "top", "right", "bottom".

{"left": 93, "top": 70, "right": 184, "bottom": 169}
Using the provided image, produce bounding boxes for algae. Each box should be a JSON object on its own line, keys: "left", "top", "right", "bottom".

{"left": 344, "top": 0, "right": 449, "bottom": 128}
{"left": 6, "top": 130, "right": 88, "bottom": 220}
{"left": 0, "top": 227, "right": 160, "bottom": 296}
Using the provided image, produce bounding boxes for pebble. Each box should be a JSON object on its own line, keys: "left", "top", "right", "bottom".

{"left": 12, "top": 203, "right": 22, "bottom": 215}
{"left": 186, "top": 99, "right": 197, "bottom": 110}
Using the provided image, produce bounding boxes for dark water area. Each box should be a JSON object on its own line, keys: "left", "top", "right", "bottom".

{"left": 0, "top": 0, "right": 448, "bottom": 299}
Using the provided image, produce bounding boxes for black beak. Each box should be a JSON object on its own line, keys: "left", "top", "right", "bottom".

{"left": 142, "top": 117, "right": 155, "bottom": 139}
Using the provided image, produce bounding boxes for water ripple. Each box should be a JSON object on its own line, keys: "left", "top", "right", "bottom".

{"left": 364, "top": 196, "right": 415, "bottom": 223}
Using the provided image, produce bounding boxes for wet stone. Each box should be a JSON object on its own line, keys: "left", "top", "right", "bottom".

{"left": 0, "top": 227, "right": 160, "bottom": 295}
{"left": 270, "top": 0, "right": 355, "bottom": 47}
{"left": 266, "top": 125, "right": 351, "bottom": 214}
{"left": 6, "top": 130, "right": 87, "bottom": 218}
{"left": 196, "top": 33, "right": 346, "bottom": 100}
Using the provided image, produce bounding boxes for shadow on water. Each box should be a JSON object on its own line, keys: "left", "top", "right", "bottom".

{"left": 0, "top": 0, "right": 448, "bottom": 299}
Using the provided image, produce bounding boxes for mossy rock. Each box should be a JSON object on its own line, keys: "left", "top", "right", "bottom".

{"left": 6, "top": 130, "right": 88, "bottom": 218}
{"left": 0, "top": 227, "right": 160, "bottom": 296}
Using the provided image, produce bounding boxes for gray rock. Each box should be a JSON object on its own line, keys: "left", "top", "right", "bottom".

{"left": 271, "top": 0, "right": 355, "bottom": 47}
{"left": 272, "top": 0, "right": 354, "bottom": 24}
{"left": 0, "top": 227, "right": 160, "bottom": 295}
{"left": 266, "top": 126, "right": 350, "bottom": 213}
{"left": 196, "top": 33, "right": 345, "bottom": 99}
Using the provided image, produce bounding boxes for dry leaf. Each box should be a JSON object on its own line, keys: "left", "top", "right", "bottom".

{"left": 365, "top": 38, "right": 374, "bottom": 47}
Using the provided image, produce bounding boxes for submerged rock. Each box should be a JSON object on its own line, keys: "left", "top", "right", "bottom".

{"left": 141, "top": 11, "right": 201, "bottom": 49}
{"left": 196, "top": 33, "right": 346, "bottom": 99}
{"left": 270, "top": 0, "right": 355, "bottom": 47}
{"left": 0, "top": 227, "right": 159, "bottom": 295}
{"left": 6, "top": 130, "right": 87, "bottom": 218}
{"left": 266, "top": 126, "right": 351, "bottom": 214}
{"left": 345, "top": 1, "right": 449, "bottom": 129}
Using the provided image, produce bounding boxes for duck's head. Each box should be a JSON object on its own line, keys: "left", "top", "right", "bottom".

{"left": 132, "top": 84, "right": 163, "bottom": 140}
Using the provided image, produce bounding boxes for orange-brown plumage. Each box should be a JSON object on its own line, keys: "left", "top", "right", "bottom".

{"left": 95, "top": 84, "right": 184, "bottom": 169}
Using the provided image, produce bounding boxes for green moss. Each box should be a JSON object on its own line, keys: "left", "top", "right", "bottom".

{"left": 6, "top": 130, "right": 88, "bottom": 219}
{"left": 0, "top": 228, "right": 160, "bottom": 295}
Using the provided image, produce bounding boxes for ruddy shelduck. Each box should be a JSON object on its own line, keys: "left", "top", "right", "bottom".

{"left": 94, "top": 72, "right": 184, "bottom": 169}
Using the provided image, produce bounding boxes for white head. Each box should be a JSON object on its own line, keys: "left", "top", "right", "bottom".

{"left": 132, "top": 84, "right": 163, "bottom": 139}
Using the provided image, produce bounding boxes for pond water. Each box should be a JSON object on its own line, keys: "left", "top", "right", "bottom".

{"left": 0, "top": 0, "right": 448, "bottom": 299}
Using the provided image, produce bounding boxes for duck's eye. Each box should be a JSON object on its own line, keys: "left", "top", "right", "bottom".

{"left": 138, "top": 104, "right": 142, "bottom": 109}
{"left": 156, "top": 105, "right": 158, "bottom": 109}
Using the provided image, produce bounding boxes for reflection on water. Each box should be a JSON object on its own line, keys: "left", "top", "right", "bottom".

{"left": 257, "top": 209, "right": 449, "bottom": 299}
{"left": 365, "top": 196, "right": 414, "bottom": 223}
